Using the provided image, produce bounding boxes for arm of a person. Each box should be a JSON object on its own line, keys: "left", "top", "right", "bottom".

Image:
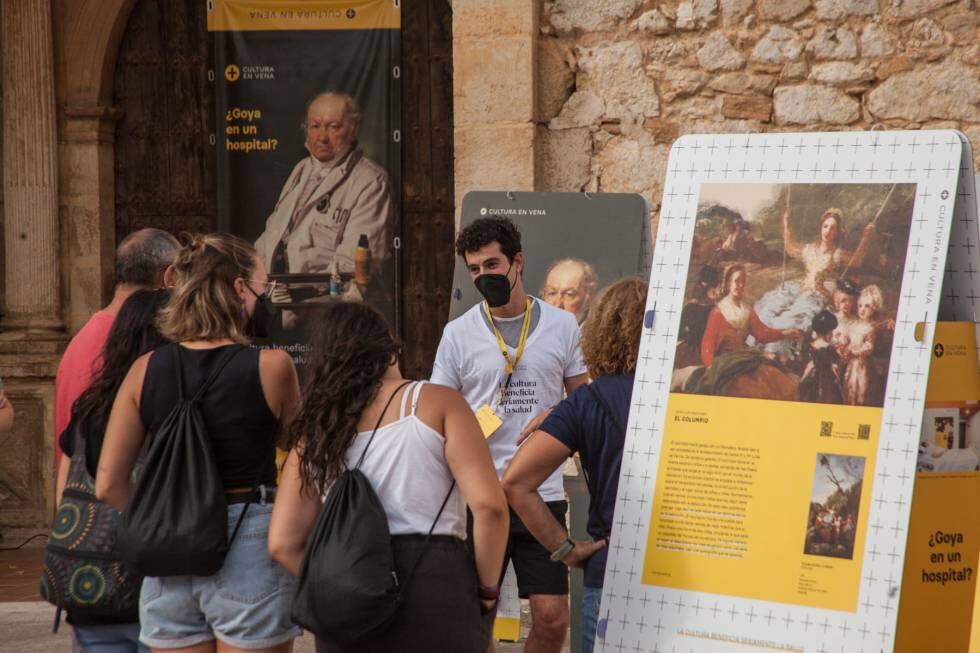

{"left": 565, "top": 373, "right": 589, "bottom": 395}
{"left": 502, "top": 430, "right": 605, "bottom": 567}
{"left": 55, "top": 456, "right": 70, "bottom": 505}
{"left": 517, "top": 373, "right": 590, "bottom": 444}
{"left": 353, "top": 174, "right": 394, "bottom": 269}
{"left": 848, "top": 223, "right": 876, "bottom": 270}
{"left": 783, "top": 210, "right": 803, "bottom": 258}
{"left": 701, "top": 309, "right": 722, "bottom": 367}
{"left": 255, "top": 164, "right": 303, "bottom": 261}
{"left": 0, "top": 390, "right": 13, "bottom": 432}
{"left": 258, "top": 348, "right": 301, "bottom": 448}
{"left": 268, "top": 447, "right": 322, "bottom": 575}
{"left": 439, "top": 387, "right": 508, "bottom": 589}
{"left": 855, "top": 332, "right": 875, "bottom": 356}
{"left": 95, "top": 355, "right": 149, "bottom": 511}
{"left": 519, "top": 322, "right": 590, "bottom": 442}
{"left": 429, "top": 329, "right": 463, "bottom": 391}
{"left": 329, "top": 174, "right": 393, "bottom": 272}
{"left": 749, "top": 311, "right": 797, "bottom": 343}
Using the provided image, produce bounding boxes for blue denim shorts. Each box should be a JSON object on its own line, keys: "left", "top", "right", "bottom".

{"left": 138, "top": 502, "right": 301, "bottom": 650}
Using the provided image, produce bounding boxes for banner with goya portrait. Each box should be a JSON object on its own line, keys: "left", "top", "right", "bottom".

{"left": 209, "top": 0, "right": 401, "bottom": 366}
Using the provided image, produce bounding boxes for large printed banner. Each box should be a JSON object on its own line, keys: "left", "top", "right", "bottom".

{"left": 452, "top": 191, "right": 651, "bottom": 642}
{"left": 209, "top": 0, "right": 401, "bottom": 365}
{"left": 895, "top": 321, "right": 980, "bottom": 652}
{"left": 600, "top": 131, "right": 976, "bottom": 652}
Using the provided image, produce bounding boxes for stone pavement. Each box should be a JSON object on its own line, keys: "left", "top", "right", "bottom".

{"left": 0, "top": 600, "right": 570, "bottom": 653}
{"left": 0, "top": 548, "right": 565, "bottom": 652}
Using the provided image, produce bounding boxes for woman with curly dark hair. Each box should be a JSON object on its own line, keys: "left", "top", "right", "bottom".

{"left": 268, "top": 301, "right": 509, "bottom": 653}
{"left": 502, "top": 277, "right": 648, "bottom": 653}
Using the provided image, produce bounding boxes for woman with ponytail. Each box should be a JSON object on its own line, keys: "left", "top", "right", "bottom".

{"left": 268, "top": 301, "right": 508, "bottom": 653}
{"left": 97, "top": 233, "right": 301, "bottom": 653}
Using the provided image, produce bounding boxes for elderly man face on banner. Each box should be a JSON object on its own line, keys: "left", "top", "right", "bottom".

{"left": 541, "top": 258, "right": 598, "bottom": 324}
{"left": 253, "top": 90, "right": 395, "bottom": 309}
{"left": 305, "top": 93, "right": 359, "bottom": 163}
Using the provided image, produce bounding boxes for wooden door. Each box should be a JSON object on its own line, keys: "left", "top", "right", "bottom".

{"left": 401, "top": 0, "right": 455, "bottom": 378}
{"left": 112, "top": 0, "right": 454, "bottom": 377}
{"left": 113, "top": 0, "right": 215, "bottom": 248}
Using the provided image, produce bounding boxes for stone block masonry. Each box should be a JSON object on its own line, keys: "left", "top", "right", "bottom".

{"left": 534, "top": 0, "right": 980, "bottom": 236}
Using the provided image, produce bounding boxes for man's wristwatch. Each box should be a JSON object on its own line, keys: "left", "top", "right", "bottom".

{"left": 550, "top": 537, "right": 575, "bottom": 562}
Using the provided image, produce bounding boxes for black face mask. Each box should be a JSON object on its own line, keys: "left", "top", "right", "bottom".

{"left": 245, "top": 287, "right": 280, "bottom": 339}
{"left": 474, "top": 269, "right": 514, "bottom": 308}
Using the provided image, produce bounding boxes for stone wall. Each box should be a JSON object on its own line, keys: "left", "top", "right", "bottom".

{"left": 536, "top": 0, "right": 980, "bottom": 229}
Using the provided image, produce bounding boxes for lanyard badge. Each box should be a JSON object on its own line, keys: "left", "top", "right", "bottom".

{"left": 484, "top": 297, "right": 533, "bottom": 407}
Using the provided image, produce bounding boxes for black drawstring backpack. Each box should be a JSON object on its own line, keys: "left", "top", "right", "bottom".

{"left": 117, "top": 345, "right": 251, "bottom": 577}
{"left": 291, "top": 381, "right": 455, "bottom": 641}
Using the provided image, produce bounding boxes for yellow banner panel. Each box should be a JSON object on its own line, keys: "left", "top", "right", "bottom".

{"left": 895, "top": 473, "right": 979, "bottom": 653}
{"left": 643, "top": 393, "right": 881, "bottom": 612}
{"left": 208, "top": 0, "right": 400, "bottom": 31}
{"left": 924, "top": 322, "right": 980, "bottom": 403}
{"left": 895, "top": 322, "right": 980, "bottom": 652}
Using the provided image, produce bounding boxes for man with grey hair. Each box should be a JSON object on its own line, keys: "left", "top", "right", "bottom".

{"left": 54, "top": 228, "right": 179, "bottom": 471}
{"left": 255, "top": 90, "right": 394, "bottom": 285}
{"left": 540, "top": 258, "right": 599, "bottom": 325}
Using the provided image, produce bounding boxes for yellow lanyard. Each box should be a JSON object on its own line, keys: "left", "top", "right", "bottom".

{"left": 485, "top": 298, "right": 532, "bottom": 408}
{"left": 484, "top": 297, "right": 533, "bottom": 375}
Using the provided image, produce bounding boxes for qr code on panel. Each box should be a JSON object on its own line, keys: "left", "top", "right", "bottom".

{"left": 858, "top": 424, "right": 870, "bottom": 440}
{"left": 820, "top": 421, "right": 833, "bottom": 437}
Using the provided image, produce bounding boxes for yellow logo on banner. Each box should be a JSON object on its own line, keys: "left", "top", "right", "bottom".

{"left": 224, "top": 65, "right": 241, "bottom": 82}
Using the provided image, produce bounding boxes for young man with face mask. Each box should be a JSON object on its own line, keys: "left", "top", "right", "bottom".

{"left": 431, "top": 217, "right": 589, "bottom": 653}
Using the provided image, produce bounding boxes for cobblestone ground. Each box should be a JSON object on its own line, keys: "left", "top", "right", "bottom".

{"left": 0, "top": 601, "right": 569, "bottom": 653}
{"left": 1, "top": 550, "right": 566, "bottom": 652}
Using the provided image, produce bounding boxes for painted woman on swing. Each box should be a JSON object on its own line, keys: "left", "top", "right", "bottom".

{"left": 782, "top": 207, "right": 876, "bottom": 302}
{"left": 756, "top": 207, "right": 877, "bottom": 362}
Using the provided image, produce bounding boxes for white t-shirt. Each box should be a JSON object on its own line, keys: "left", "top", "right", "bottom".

{"left": 430, "top": 297, "right": 587, "bottom": 501}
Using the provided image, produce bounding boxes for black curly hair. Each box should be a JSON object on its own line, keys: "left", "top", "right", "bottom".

{"left": 455, "top": 216, "right": 522, "bottom": 262}
{"left": 286, "top": 301, "right": 402, "bottom": 493}
{"left": 71, "top": 289, "right": 171, "bottom": 476}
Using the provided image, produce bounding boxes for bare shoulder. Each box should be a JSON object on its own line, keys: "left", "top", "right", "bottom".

{"left": 127, "top": 350, "right": 156, "bottom": 383}
{"left": 416, "top": 383, "right": 473, "bottom": 432}
{"left": 257, "top": 348, "right": 298, "bottom": 417}
{"left": 258, "top": 347, "right": 297, "bottom": 380}
{"left": 123, "top": 351, "right": 154, "bottom": 404}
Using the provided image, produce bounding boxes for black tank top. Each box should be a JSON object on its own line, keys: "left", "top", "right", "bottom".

{"left": 139, "top": 343, "right": 279, "bottom": 489}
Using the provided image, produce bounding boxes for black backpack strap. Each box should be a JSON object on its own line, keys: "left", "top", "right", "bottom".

{"left": 583, "top": 383, "right": 624, "bottom": 540}
{"left": 175, "top": 344, "right": 247, "bottom": 553}
{"left": 397, "top": 479, "right": 456, "bottom": 593}
{"left": 353, "top": 380, "right": 413, "bottom": 470}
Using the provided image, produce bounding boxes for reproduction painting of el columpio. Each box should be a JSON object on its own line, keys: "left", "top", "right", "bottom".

{"left": 804, "top": 453, "right": 865, "bottom": 560}
{"left": 209, "top": 1, "right": 400, "bottom": 366}
{"left": 673, "top": 182, "right": 915, "bottom": 407}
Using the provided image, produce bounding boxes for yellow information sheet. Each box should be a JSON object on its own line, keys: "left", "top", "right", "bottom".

{"left": 643, "top": 393, "right": 879, "bottom": 612}
{"left": 894, "top": 322, "right": 980, "bottom": 652}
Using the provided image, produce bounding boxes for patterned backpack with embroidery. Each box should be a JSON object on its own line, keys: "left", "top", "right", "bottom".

{"left": 39, "top": 422, "right": 141, "bottom": 616}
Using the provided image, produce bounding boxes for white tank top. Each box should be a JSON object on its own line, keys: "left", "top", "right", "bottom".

{"left": 343, "top": 381, "right": 465, "bottom": 539}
